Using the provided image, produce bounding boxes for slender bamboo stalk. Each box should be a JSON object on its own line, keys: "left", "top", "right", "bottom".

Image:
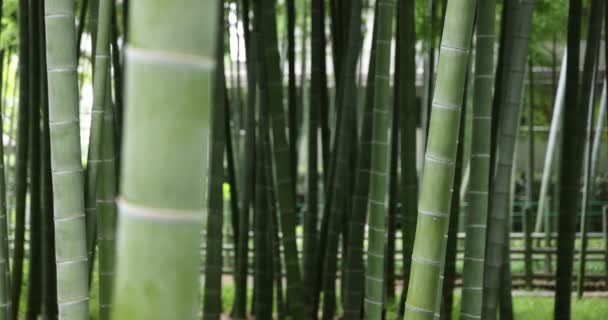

{"left": 535, "top": 60, "right": 567, "bottom": 234}
{"left": 256, "top": 1, "right": 304, "bottom": 317}
{"left": 25, "top": 2, "right": 43, "bottom": 317}
{"left": 576, "top": 65, "right": 600, "bottom": 300}
{"left": 84, "top": 0, "right": 100, "bottom": 281}
{"left": 459, "top": 1, "right": 495, "bottom": 318}
{"left": 404, "top": 0, "right": 477, "bottom": 318}
{"left": 111, "top": 1, "right": 219, "bottom": 319}
{"left": 76, "top": 0, "right": 88, "bottom": 59}
{"left": 253, "top": 134, "right": 272, "bottom": 320}
{"left": 482, "top": 2, "right": 534, "bottom": 319}
{"left": 342, "top": 4, "right": 379, "bottom": 318}
{"left": 555, "top": 1, "right": 600, "bottom": 318}
{"left": 396, "top": 1, "right": 418, "bottom": 317}
{"left": 39, "top": 21, "right": 58, "bottom": 318}
{"left": 110, "top": 1, "right": 123, "bottom": 156}
{"left": 320, "top": 2, "right": 362, "bottom": 318}
{"left": 287, "top": 0, "right": 297, "bottom": 189}
{"left": 12, "top": 1, "right": 30, "bottom": 316}
{"left": 0, "top": 3, "right": 10, "bottom": 317}
{"left": 0, "top": 2, "right": 10, "bottom": 320}
{"left": 578, "top": 83, "right": 607, "bottom": 297}
{"left": 303, "top": 0, "right": 324, "bottom": 316}
{"left": 385, "top": 97, "right": 399, "bottom": 302}
{"left": 202, "top": 13, "right": 225, "bottom": 319}
{"left": 524, "top": 57, "right": 535, "bottom": 289}
{"left": 364, "top": 0, "right": 395, "bottom": 318}
{"left": 44, "top": 0, "right": 90, "bottom": 317}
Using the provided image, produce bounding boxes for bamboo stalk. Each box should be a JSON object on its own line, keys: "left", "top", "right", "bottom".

{"left": 459, "top": 1, "right": 496, "bottom": 317}
{"left": 44, "top": 0, "right": 90, "bottom": 317}
{"left": 404, "top": 0, "right": 477, "bottom": 318}
{"left": 12, "top": 1, "right": 31, "bottom": 315}
{"left": 577, "top": 80, "right": 606, "bottom": 298}
{"left": 202, "top": 13, "right": 226, "bottom": 319}
{"left": 111, "top": 1, "right": 219, "bottom": 319}
{"left": 555, "top": 0, "right": 601, "bottom": 317}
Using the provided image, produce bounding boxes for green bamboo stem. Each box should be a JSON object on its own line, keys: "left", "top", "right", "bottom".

{"left": 253, "top": 121, "right": 272, "bottom": 320}
{"left": 535, "top": 52, "right": 567, "bottom": 234}
{"left": 26, "top": 2, "right": 43, "bottom": 317}
{"left": 524, "top": 57, "right": 535, "bottom": 289}
{"left": 576, "top": 66, "right": 600, "bottom": 300}
{"left": 0, "top": 3, "right": 10, "bottom": 320}
{"left": 459, "top": 1, "right": 496, "bottom": 317}
{"left": 262, "top": 126, "right": 285, "bottom": 320}
{"left": 40, "top": 32, "right": 58, "bottom": 318}
{"left": 364, "top": 0, "right": 395, "bottom": 318}
{"left": 438, "top": 71, "right": 468, "bottom": 320}
{"left": 12, "top": 1, "right": 31, "bottom": 316}
{"left": 499, "top": 140, "right": 520, "bottom": 320}
{"left": 303, "top": 0, "right": 324, "bottom": 316}
{"left": 320, "top": 1, "right": 361, "bottom": 318}
{"left": 0, "top": 1, "right": 7, "bottom": 313}
{"left": 110, "top": 2, "right": 123, "bottom": 154}
{"left": 577, "top": 82, "right": 607, "bottom": 297}
{"left": 287, "top": 0, "right": 297, "bottom": 189}
{"left": 202, "top": 15, "right": 225, "bottom": 319}
{"left": 385, "top": 97, "right": 399, "bottom": 302}
{"left": 87, "top": 0, "right": 114, "bottom": 316}
{"left": 11, "top": 0, "right": 30, "bottom": 319}
{"left": 44, "top": 0, "right": 90, "bottom": 317}
{"left": 342, "top": 4, "right": 378, "bottom": 318}
{"left": 84, "top": 0, "right": 100, "bottom": 280}
{"left": 111, "top": 1, "right": 219, "bottom": 319}
{"left": 403, "top": 0, "right": 476, "bottom": 318}
{"left": 482, "top": 2, "right": 534, "bottom": 319}
{"left": 396, "top": 0, "right": 418, "bottom": 317}
{"left": 75, "top": 0, "right": 88, "bottom": 61}
{"left": 555, "top": 1, "right": 600, "bottom": 317}
{"left": 95, "top": 87, "right": 117, "bottom": 320}
{"left": 256, "top": 1, "right": 304, "bottom": 317}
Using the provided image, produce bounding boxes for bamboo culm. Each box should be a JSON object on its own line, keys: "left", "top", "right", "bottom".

{"left": 44, "top": 0, "right": 91, "bottom": 317}
{"left": 459, "top": 0, "right": 496, "bottom": 318}
{"left": 111, "top": 1, "right": 219, "bottom": 319}
{"left": 404, "top": 0, "right": 477, "bottom": 318}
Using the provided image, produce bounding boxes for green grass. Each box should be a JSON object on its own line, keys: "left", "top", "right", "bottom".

{"left": 385, "top": 289, "right": 608, "bottom": 319}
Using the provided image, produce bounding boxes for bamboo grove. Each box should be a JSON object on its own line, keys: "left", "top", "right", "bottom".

{"left": 0, "top": 0, "right": 605, "bottom": 319}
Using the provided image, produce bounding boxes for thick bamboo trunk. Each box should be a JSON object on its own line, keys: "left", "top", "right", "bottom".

{"left": 111, "top": 1, "right": 219, "bottom": 319}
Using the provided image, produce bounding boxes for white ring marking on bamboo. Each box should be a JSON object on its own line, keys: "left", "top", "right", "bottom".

{"left": 412, "top": 255, "right": 441, "bottom": 266}
{"left": 405, "top": 303, "right": 434, "bottom": 314}
{"left": 126, "top": 46, "right": 215, "bottom": 70}
{"left": 56, "top": 257, "right": 87, "bottom": 265}
{"left": 58, "top": 296, "right": 89, "bottom": 307}
{"left": 117, "top": 198, "right": 203, "bottom": 222}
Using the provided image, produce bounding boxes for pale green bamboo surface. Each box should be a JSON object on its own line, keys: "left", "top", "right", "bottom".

{"left": 44, "top": 0, "right": 90, "bottom": 317}
{"left": 111, "top": 1, "right": 219, "bottom": 319}
{"left": 404, "top": 0, "right": 477, "bottom": 318}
